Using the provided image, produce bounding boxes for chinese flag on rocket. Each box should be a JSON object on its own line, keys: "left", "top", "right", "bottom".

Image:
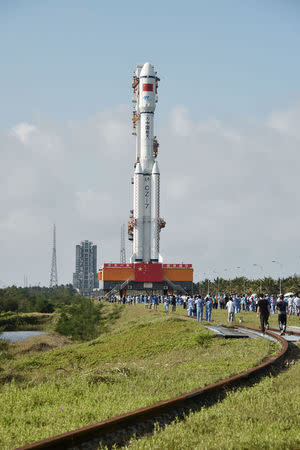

{"left": 134, "top": 263, "right": 163, "bottom": 282}
{"left": 143, "top": 84, "right": 153, "bottom": 91}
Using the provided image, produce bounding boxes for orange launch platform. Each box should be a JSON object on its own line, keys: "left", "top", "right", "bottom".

{"left": 98, "top": 262, "right": 193, "bottom": 295}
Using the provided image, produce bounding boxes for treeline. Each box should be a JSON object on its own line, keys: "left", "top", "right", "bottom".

{"left": 195, "top": 274, "right": 300, "bottom": 296}
{"left": 0, "top": 285, "right": 82, "bottom": 313}
{"left": 0, "top": 285, "right": 104, "bottom": 341}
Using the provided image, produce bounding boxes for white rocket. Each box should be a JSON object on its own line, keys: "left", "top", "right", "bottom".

{"left": 128, "top": 62, "right": 166, "bottom": 262}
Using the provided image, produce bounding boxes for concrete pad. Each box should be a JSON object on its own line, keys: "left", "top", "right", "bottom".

{"left": 205, "top": 325, "right": 251, "bottom": 338}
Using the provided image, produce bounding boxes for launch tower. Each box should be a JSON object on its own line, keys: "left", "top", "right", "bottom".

{"left": 98, "top": 63, "right": 193, "bottom": 296}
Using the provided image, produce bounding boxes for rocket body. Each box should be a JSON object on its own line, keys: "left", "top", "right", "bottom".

{"left": 129, "top": 62, "right": 165, "bottom": 263}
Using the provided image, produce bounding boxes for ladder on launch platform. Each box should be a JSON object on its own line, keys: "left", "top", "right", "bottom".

{"left": 105, "top": 278, "right": 133, "bottom": 299}
{"left": 163, "top": 277, "right": 188, "bottom": 295}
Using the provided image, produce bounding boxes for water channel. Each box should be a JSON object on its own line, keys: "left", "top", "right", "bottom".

{"left": 0, "top": 331, "right": 47, "bottom": 342}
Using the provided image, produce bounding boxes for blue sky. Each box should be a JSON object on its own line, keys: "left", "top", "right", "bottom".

{"left": 1, "top": 1, "right": 300, "bottom": 286}
{"left": 1, "top": 0, "right": 300, "bottom": 127}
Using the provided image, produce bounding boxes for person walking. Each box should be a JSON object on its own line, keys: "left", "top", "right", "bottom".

{"left": 164, "top": 296, "right": 169, "bottom": 313}
{"left": 233, "top": 295, "right": 240, "bottom": 314}
{"left": 270, "top": 295, "right": 276, "bottom": 314}
{"left": 294, "top": 294, "right": 300, "bottom": 316}
{"left": 287, "top": 296, "right": 294, "bottom": 317}
{"left": 196, "top": 296, "right": 204, "bottom": 322}
{"left": 257, "top": 294, "right": 270, "bottom": 334}
{"left": 171, "top": 295, "right": 176, "bottom": 312}
{"left": 276, "top": 294, "right": 288, "bottom": 335}
{"left": 205, "top": 296, "right": 213, "bottom": 322}
{"left": 187, "top": 296, "right": 194, "bottom": 317}
{"left": 226, "top": 297, "right": 235, "bottom": 323}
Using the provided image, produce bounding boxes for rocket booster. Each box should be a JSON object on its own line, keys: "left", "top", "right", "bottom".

{"left": 129, "top": 63, "right": 165, "bottom": 263}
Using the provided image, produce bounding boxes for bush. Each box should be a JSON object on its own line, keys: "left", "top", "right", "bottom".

{"left": 55, "top": 299, "right": 101, "bottom": 340}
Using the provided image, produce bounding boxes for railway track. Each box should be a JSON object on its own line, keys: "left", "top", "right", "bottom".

{"left": 17, "top": 326, "right": 296, "bottom": 450}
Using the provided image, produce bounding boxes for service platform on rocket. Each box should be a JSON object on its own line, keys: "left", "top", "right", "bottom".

{"left": 128, "top": 62, "right": 166, "bottom": 263}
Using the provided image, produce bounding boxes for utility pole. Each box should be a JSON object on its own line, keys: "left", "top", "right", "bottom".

{"left": 224, "top": 268, "right": 230, "bottom": 295}
{"left": 236, "top": 266, "right": 246, "bottom": 293}
{"left": 203, "top": 272, "right": 210, "bottom": 296}
{"left": 272, "top": 260, "right": 283, "bottom": 294}
{"left": 212, "top": 270, "right": 219, "bottom": 296}
{"left": 253, "top": 263, "right": 263, "bottom": 294}
{"left": 50, "top": 224, "right": 58, "bottom": 287}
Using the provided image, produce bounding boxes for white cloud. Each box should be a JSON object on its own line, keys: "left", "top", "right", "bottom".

{"left": 170, "top": 106, "right": 192, "bottom": 137}
{"left": 10, "top": 122, "right": 37, "bottom": 144}
{"left": 67, "top": 105, "right": 131, "bottom": 159}
{"left": 170, "top": 107, "right": 241, "bottom": 142}
{"left": 268, "top": 106, "right": 300, "bottom": 140}
{"left": 0, "top": 104, "right": 300, "bottom": 286}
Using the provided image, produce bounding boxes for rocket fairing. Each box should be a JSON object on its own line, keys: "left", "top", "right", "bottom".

{"left": 129, "top": 62, "right": 166, "bottom": 263}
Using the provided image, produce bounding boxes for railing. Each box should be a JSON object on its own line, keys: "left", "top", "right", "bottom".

{"left": 104, "top": 278, "right": 134, "bottom": 299}
{"left": 163, "top": 277, "right": 188, "bottom": 295}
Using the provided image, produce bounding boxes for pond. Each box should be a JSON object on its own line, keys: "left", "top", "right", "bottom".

{"left": 0, "top": 331, "right": 47, "bottom": 342}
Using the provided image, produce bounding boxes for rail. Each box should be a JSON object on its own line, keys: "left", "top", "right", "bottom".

{"left": 16, "top": 327, "right": 290, "bottom": 450}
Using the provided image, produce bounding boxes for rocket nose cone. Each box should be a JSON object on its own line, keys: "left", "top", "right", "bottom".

{"left": 140, "top": 62, "right": 155, "bottom": 77}
{"left": 152, "top": 160, "right": 160, "bottom": 174}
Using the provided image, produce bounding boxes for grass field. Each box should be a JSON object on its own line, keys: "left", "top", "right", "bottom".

{"left": 125, "top": 305, "right": 300, "bottom": 449}
{"left": 0, "top": 303, "right": 280, "bottom": 449}
{"left": 126, "top": 344, "right": 300, "bottom": 450}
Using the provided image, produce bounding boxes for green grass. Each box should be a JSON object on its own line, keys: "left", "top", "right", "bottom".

{"left": 0, "top": 304, "right": 282, "bottom": 449}
{"left": 125, "top": 343, "right": 300, "bottom": 450}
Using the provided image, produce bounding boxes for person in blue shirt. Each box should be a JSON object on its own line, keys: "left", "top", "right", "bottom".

{"left": 241, "top": 295, "right": 246, "bottom": 311}
{"left": 143, "top": 295, "right": 148, "bottom": 308}
{"left": 164, "top": 296, "right": 169, "bottom": 313}
{"left": 205, "top": 296, "right": 213, "bottom": 321}
{"left": 187, "top": 296, "right": 194, "bottom": 317}
{"left": 233, "top": 295, "right": 240, "bottom": 314}
{"left": 196, "top": 296, "right": 204, "bottom": 322}
{"left": 152, "top": 295, "right": 158, "bottom": 310}
{"left": 270, "top": 294, "right": 276, "bottom": 314}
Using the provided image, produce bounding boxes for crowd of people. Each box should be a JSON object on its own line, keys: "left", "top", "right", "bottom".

{"left": 105, "top": 292, "right": 299, "bottom": 334}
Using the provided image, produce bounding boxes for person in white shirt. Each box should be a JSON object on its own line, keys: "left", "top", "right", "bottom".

{"left": 293, "top": 295, "right": 300, "bottom": 316}
{"left": 287, "top": 296, "right": 294, "bottom": 317}
{"left": 226, "top": 297, "right": 235, "bottom": 323}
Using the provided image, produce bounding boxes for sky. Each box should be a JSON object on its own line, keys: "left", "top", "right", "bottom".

{"left": 1, "top": 0, "right": 300, "bottom": 287}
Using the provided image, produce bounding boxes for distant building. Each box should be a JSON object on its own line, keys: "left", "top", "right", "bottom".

{"left": 73, "top": 240, "right": 99, "bottom": 296}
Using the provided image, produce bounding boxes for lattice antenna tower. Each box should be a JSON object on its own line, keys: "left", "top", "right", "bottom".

{"left": 49, "top": 224, "right": 58, "bottom": 287}
{"left": 120, "top": 223, "right": 126, "bottom": 263}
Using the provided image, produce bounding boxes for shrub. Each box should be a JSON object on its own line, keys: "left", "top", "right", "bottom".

{"left": 55, "top": 299, "right": 101, "bottom": 340}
